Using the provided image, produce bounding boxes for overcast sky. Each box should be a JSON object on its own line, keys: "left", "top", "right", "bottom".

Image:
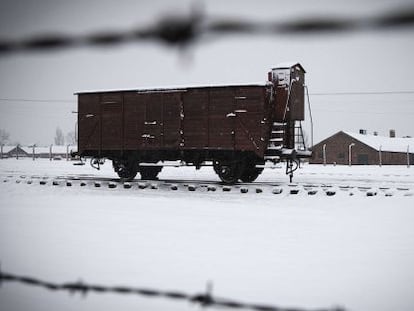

{"left": 0, "top": 0, "right": 413, "bottom": 146}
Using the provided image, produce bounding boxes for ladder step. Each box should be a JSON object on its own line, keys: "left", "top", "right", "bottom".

{"left": 264, "top": 156, "right": 280, "bottom": 160}
{"left": 272, "top": 130, "right": 284, "bottom": 134}
{"left": 269, "top": 138, "right": 283, "bottom": 142}
{"left": 267, "top": 145, "right": 283, "bottom": 150}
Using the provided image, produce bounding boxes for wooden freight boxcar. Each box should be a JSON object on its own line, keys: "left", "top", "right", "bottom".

{"left": 75, "top": 62, "right": 311, "bottom": 183}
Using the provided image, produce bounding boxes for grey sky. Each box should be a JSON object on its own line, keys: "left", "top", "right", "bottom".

{"left": 0, "top": 0, "right": 413, "bottom": 146}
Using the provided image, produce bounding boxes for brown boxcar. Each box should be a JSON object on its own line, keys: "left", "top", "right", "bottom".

{"left": 76, "top": 62, "right": 311, "bottom": 183}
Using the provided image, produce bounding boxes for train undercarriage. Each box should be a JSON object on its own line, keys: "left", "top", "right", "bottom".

{"left": 86, "top": 147, "right": 309, "bottom": 184}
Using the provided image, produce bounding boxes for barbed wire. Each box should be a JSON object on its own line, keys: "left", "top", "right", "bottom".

{"left": 0, "top": 6, "right": 413, "bottom": 54}
{"left": 0, "top": 268, "right": 345, "bottom": 311}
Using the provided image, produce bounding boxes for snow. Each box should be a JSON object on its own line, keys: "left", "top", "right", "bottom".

{"left": 344, "top": 131, "right": 414, "bottom": 153}
{"left": 1, "top": 159, "right": 414, "bottom": 311}
{"left": 273, "top": 61, "right": 300, "bottom": 69}
{"left": 76, "top": 83, "right": 268, "bottom": 95}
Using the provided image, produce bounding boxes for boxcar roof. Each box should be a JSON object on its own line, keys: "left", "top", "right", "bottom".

{"left": 75, "top": 83, "right": 269, "bottom": 95}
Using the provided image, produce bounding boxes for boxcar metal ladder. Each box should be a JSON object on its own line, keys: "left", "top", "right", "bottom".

{"left": 294, "top": 121, "right": 306, "bottom": 151}
{"left": 269, "top": 121, "right": 285, "bottom": 148}
{"left": 264, "top": 121, "right": 286, "bottom": 162}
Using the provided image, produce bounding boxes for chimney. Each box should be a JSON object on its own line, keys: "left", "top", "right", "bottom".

{"left": 390, "top": 129, "right": 396, "bottom": 138}
{"left": 373, "top": 131, "right": 378, "bottom": 136}
{"left": 359, "top": 129, "right": 367, "bottom": 135}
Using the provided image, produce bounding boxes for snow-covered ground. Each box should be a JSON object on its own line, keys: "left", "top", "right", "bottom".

{"left": 1, "top": 158, "right": 414, "bottom": 311}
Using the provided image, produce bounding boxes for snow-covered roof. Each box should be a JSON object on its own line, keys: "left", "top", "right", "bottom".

{"left": 76, "top": 83, "right": 267, "bottom": 95}
{"left": 344, "top": 131, "right": 414, "bottom": 153}
{"left": 272, "top": 62, "right": 305, "bottom": 72}
{"left": 1, "top": 146, "right": 18, "bottom": 153}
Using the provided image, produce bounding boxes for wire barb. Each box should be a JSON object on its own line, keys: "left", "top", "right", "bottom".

{"left": 0, "top": 6, "right": 413, "bottom": 55}
{"left": 0, "top": 269, "right": 345, "bottom": 311}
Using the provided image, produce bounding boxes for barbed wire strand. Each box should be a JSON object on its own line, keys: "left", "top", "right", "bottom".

{"left": 0, "top": 268, "right": 345, "bottom": 311}
{"left": 0, "top": 6, "right": 413, "bottom": 54}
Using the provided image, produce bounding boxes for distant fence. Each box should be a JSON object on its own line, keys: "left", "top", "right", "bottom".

{"left": 0, "top": 144, "right": 76, "bottom": 161}
{"left": 0, "top": 268, "right": 345, "bottom": 311}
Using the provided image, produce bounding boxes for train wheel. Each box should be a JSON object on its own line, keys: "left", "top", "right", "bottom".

{"left": 240, "top": 165, "right": 263, "bottom": 183}
{"left": 213, "top": 160, "right": 244, "bottom": 184}
{"left": 139, "top": 166, "right": 162, "bottom": 180}
{"left": 113, "top": 160, "right": 138, "bottom": 181}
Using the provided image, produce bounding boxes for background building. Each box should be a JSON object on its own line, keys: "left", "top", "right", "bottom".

{"left": 0, "top": 145, "right": 28, "bottom": 159}
{"left": 1, "top": 145, "right": 77, "bottom": 160}
{"left": 310, "top": 130, "right": 414, "bottom": 165}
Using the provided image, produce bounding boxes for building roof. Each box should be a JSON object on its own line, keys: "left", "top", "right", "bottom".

{"left": 272, "top": 62, "right": 306, "bottom": 72}
{"left": 1, "top": 146, "right": 17, "bottom": 153}
{"left": 344, "top": 131, "right": 414, "bottom": 153}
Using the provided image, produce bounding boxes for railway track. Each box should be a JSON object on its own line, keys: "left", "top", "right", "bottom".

{"left": 2, "top": 172, "right": 413, "bottom": 198}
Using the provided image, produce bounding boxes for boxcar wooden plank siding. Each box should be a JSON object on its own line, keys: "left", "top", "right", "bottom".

{"left": 78, "top": 85, "right": 271, "bottom": 157}
{"left": 162, "top": 93, "right": 182, "bottom": 149}
{"left": 208, "top": 88, "right": 235, "bottom": 150}
{"left": 182, "top": 89, "right": 209, "bottom": 148}
{"left": 78, "top": 93, "right": 100, "bottom": 150}
{"left": 101, "top": 93, "right": 122, "bottom": 150}
{"left": 123, "top": 92, "right": 145, "bottom": 150}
